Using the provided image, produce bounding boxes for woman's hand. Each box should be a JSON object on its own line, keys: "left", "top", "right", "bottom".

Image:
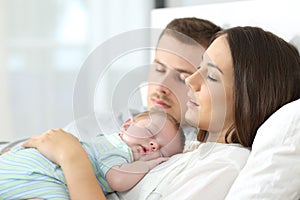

{"left": 22, "top": 128, "right": 83, "bottom": 166}
{"left": 23, "top": 128, "right": 106, "bottom": 200}
{"left": 0, "top": 147, "right": 10, "bottom": 155}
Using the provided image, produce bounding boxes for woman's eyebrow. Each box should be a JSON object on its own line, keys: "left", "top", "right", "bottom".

{"left": 207, "top": 62, "right": 224, "bottom": 74}
{"left": 202, "top": 53, "right": 224, "bottom": 74}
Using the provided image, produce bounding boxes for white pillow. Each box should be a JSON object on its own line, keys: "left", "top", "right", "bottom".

{"left": 226, "top": 99, "right": 300, "bottom": 200}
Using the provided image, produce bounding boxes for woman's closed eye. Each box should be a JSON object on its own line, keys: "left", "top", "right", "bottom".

{"left": 198, "top": 64, "right": 219, "bottom": 82}
{"left": 207, "top": 72, "right": 218, "bottom": 82}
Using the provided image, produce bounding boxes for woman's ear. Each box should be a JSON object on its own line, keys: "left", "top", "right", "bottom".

{"left": 121, "top": 118, "right": 133, "bottom": 131}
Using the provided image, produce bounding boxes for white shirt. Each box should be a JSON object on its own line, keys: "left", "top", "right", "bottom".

{"left": 114, "top": 142, "right": 250, "bottom": 200}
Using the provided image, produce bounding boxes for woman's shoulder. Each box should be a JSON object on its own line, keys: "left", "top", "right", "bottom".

{"left": 196, "top": 142, "right": 250, "bottom": 167}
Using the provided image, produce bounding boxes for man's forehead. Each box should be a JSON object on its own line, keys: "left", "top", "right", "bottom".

{"left": 156, "top": 36, "right": 205, "bottom": 70}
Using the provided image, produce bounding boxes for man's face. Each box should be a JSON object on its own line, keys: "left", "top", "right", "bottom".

{"left": 147, "top": 35, "right": 205, "bottom": 124}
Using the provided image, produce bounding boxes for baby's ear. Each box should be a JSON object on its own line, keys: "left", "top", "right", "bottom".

{"left": 121, "top": 118, "right": 133, "bottom": 131}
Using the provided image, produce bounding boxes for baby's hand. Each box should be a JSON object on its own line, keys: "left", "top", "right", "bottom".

{"left": 145, "top": 157, "right": 169, "bottom": 170}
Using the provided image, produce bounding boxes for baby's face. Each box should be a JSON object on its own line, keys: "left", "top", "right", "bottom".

{"left": 121, "top": 115, "right": 182, "bottom": 161}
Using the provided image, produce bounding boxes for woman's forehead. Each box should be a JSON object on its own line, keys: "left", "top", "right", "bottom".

{"left": 206, "top": 35, "right": 233, "bottom": 76}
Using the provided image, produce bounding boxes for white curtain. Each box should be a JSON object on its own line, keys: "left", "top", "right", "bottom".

{"left": 0, "top": 51, "right": 14, "bottom": 141}
{"left": 0, "top": 0, "right": 153, "bottom": 140}
{"left": 0, "top": 0, "right": 14, "bottom": 141}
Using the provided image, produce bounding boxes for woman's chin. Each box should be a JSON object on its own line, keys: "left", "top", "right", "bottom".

{"left": 185, "top": 111, "right": 199, "bottom": 127}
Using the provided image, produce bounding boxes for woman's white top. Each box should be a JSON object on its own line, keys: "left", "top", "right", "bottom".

{"left": 115, "top": 142, "right": 250, "bottom": 200}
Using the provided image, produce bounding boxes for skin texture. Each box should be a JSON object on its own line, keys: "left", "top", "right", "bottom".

{"left": 147, "top": 35, "right": 204, "bottom": 125}
{"left": 120, "top": 115, "right": 182, "bottom": 161}
{"left": 22, "top": 26, "right": 300, "bottom": 199}
{"left": 22, "top": 19, "right": 225, "bottom": 200}
{"left": 105, "top": 114, "right": 183, "bottom": 192}
{"left": 185, "top": 35, "right": 234, "bottom": 143}
{"left": 23, "top": 129, "right": 106, "bottom": 200}
{"left": 21, "top": 37, "right": 224, "bottom": 199}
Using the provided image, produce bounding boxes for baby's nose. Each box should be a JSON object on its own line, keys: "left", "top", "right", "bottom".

{"left": 149, "top": 141, "right": 159, "bottom": 151}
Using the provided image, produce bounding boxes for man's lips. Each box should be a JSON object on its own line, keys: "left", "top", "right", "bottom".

{"left": 152, "top": 98, "right": 171, "bottom": 109}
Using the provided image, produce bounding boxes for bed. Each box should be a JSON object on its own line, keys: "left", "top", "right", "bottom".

{"left": 2, "top": 1, "right": 300, "bottom": 199}
{"left": 1, "top": 99, "right": 300, "bottom": 199}
{"left": 105, "top": 99, "right": 300, "bottom": 199}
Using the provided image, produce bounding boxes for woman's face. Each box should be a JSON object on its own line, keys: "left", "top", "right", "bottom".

{"left": 185, "top": 35, "right": 234, "bottom": 136}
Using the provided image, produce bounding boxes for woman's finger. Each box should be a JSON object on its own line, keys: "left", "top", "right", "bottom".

{"left": 22, "top": 129, "right": 56, "bottom": 148}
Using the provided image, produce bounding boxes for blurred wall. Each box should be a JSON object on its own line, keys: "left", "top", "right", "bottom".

{"left": 0, "top": 0, "right": 153, "bottom": 140}
{"left": 3, "top": 0, "right": 284, "bottom": 141}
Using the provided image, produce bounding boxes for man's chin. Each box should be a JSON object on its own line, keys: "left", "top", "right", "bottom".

{"left": 148, "top": 105, "right": 186, "bottom": 124}
{"left": 149, "top": 104, "right": 167, "bottom": 111}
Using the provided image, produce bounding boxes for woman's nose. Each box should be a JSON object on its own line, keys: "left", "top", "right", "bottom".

{"left": 185, "top": 71, "right": 202, "bottom": 92}
{"left": 149, "top": 141, "right": 159, "bottom": 152}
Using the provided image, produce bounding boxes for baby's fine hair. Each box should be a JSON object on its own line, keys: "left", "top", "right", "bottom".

{"left": 134, "top": 109, "right": 185, "bottom": 152}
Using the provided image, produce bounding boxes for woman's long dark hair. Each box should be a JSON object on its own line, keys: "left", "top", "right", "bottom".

{"left": 198, "top": 26, "right": 300, "bottom": 148}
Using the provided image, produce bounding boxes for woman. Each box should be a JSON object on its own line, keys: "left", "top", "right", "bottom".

{"left": 23, "top": 26, "right": 300, "bottom": 199}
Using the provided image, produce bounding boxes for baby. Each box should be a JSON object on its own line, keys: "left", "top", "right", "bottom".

{"left": 0, "top": 109, "right": 185, "bottom": 199}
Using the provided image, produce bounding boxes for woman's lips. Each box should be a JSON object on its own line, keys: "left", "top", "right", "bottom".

{"left": 187, "top": 99, "right": 199, "bottom": 107}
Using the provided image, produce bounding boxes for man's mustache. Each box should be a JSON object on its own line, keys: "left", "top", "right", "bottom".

{"left": 150, "top": 93, "right": 173, "bottom": 105}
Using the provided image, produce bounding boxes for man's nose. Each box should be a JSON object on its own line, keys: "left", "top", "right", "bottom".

{"left": 155, "top": 83, "right": 171, "bottom": 95}
{"left": 155, "top": 72, "right": 174, "bottom": 95}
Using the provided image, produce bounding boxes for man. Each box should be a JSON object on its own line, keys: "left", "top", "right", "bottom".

{"left": 148, "top": 18, "right": 221, "bottom": 125}
{"left": 0, "top": 18, "right": 221, "bottom": 153}
{"left": 65, "top": 18, "right": 221, "bottom": 142}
